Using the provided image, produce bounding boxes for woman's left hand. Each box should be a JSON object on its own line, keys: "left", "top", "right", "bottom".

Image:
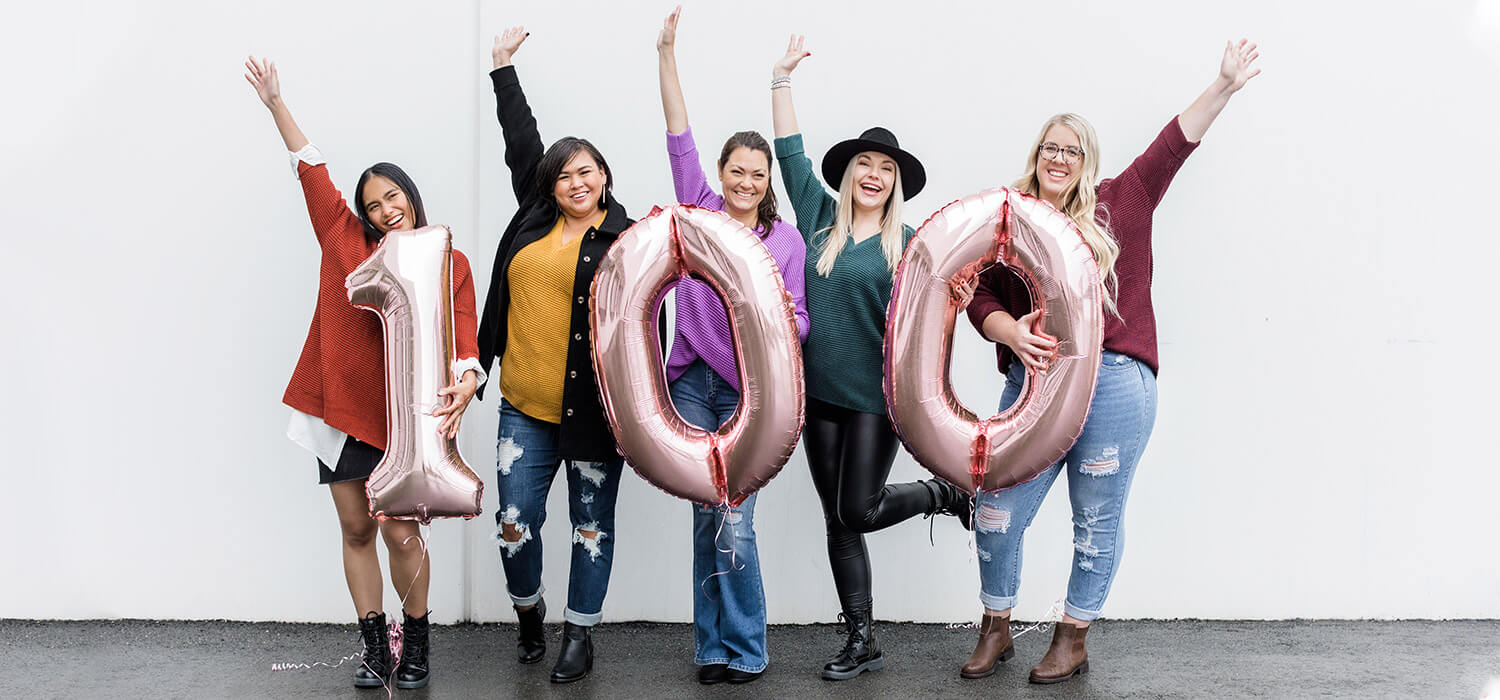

{"left": 433, "top": 370, "right": 479, "bottom": 439}
{"left": 1219, "top": 38, "right": 1261, "bottom": 92}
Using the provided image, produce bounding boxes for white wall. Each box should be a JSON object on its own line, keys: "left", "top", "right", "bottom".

{"left": 3, "top": 0, "right": 1497, "bottom": 624}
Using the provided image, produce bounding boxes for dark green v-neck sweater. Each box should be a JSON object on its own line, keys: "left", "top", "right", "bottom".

{"left": 774, "top": 133, "right": 913, "bottom": 415}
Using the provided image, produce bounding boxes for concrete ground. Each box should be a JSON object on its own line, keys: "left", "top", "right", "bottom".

{"left": 2, "top": 619, "right": 1496, "bottom": 699}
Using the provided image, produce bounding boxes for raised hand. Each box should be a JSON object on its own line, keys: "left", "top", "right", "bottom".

{"left": 492, "top": 25, "right": 528, "bottom": 70}
{"left": 244, "top": 55, "right": 308, "bottom": 152}
{"left": 243, "top": 55, "right": 281, "bottom": 108}
{"left": 773, "top": 34, "right": 810, "bottom": 78}
{"left": 657, "top": 5, "right": 681, "bottom": 54}
{"left": 1219, "top": 38, "right": 1261, "bottom": 92}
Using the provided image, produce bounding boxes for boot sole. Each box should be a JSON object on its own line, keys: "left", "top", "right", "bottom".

{"left": 821, "top": 656, "right": 884, "bottom": 680}
{"left": 1029, "top": 659, "right": 1089, "bottom": 684}
{"left": 550, "top": 670, "right": 590, "bottom": 684}
{"left": 518, "top": 648, "right": 546, "bottom": 664}
{"left": 959, "top": 646, "right": 1015, "bottom": 679}
{"left": 395, "top": 675, "right": 429, "bottom": 689}
{"left": 353, "top": 678, "right": 385, "bottom": 689}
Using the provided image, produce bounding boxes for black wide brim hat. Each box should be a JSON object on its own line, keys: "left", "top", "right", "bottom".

{"left": 821, "top": 126, "right": 926, "bottom": 200}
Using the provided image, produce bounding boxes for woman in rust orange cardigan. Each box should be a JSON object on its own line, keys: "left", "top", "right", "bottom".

{"left": 246, "top": 56, "right": 483, "bottom": 690}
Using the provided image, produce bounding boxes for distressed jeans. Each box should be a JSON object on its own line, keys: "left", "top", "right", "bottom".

{"left": 669, "top": 360, "right": 768, "bottom": 673}
{"left": 495, "top": 398, "right": 624, "bottom": 626}
{"left": 975, "top": 351, "right": 1158, "bottom": 621}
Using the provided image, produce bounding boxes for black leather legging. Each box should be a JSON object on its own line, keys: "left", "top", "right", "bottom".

{"left": 804, "top": 398, "right": 935, "bottom": 611}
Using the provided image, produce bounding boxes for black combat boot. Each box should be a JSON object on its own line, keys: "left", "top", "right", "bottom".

{"left": 354, "top": 611, "right": 391, "bottom": 688}
{"left": 395, "top": 611, "right": 430, "bottom": 689}
{"left": 821, "top": 605, "right": 883, "bottom": 680}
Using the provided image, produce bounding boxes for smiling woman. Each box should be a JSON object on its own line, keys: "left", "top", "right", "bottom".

{"left": 474, "top": 24, "right": 635, "bottom": 685}
{"left": 766, "top": 33, "right": 971, "bottom": 681}
{"left": 243, "top": 56, "right": 484, "bottom": 691}
{"left": 355, "top": 163, "right": 427, "bottom": 239}
{"left": 654, "top": 6, "right": 809, "bottom": 685}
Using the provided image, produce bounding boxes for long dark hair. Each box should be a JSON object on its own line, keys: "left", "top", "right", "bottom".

{"left": 354, "top": 162, "right": 427, "bottom": 242}
{"left": 718, "top": 131, "right": 779, "bottom": 234}
{"left": 532, "top": 137, "right": 613, "bottom": 214}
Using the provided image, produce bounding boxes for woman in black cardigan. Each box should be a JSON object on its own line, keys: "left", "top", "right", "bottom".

{"left": 477, "top": 25, "right": 633, "bottom": 684}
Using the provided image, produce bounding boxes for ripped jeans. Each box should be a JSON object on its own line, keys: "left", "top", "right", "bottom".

{"left": 975, "top": 351, "right": 1157, "bottom": 621}
{"left": 495, "top": 398, "right": 624, "bottom": 626}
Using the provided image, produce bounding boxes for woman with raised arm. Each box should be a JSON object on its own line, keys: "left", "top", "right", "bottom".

{"left": 245, "top": 57, "right": 483, "bottom": 690}
{"left": 655, "top": 7, "right": 809, "bottom": 686}
{"left": 476, "top": 26, "right": 634, "bottom": 684}
{"left": 768, "top": 36, "right": 971, "bottom": 681}
{"left": 958, "top": 41, "right": 1261, "bottom": 685}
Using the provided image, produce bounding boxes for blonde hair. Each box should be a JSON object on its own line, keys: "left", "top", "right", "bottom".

{"left": 1014, "top": 113, "right": 1120, "bottom": 316}
{"left": 814, "top": 158, "right": 905, "bottom": 276}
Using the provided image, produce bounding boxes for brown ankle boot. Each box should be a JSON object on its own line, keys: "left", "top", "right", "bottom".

{"left": 1029, "top": 621, "right": 1089, "bottom": 684}
{"left": 959, "top": 613, "right": 1014, "bottom": 679}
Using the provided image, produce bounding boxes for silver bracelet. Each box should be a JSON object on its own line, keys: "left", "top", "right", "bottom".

{"left": 770, "top": 76, "right": 792, "bottom": 89}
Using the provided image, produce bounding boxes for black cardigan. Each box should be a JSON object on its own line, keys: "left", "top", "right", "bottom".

{"left": 477, "top": 65, "right": 634, "bottom": 462}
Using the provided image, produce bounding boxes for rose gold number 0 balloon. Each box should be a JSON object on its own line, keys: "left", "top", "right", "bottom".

{"left": 591, "top": 205, "right": 804, "bottom": 507}
{"left": 347, "top": 225, "right": 484, "bottom": 523}
{"left": 885, "top": 188, "right": 1103, "bottom": 494}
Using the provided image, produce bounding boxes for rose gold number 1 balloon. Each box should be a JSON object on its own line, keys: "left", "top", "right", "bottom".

{"left": 591, "top": 205, "right": 804, "bottom": 507}
{"left": 346, "top": 225, "right": 483, "bottom": 523}
{"left": 885, "top": 188, "right": 1103, "bottom": 494}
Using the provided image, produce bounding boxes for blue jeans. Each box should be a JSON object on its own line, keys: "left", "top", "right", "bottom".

{"left": 975, "top": 351, "right": 1158, "bottom": 621}
{"left": 495, "top": 398, "right": 624, "bottom": 626}
{"left": 669, "top": 360, "right": 768, "bottom": 673}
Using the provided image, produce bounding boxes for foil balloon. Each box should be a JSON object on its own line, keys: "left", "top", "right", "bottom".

{"left": 591, "top": 205, "right": 804, "bottom": 507}
{"left": 884, "top": 188, "right": 1103, "bottom": 494}
{"left": 346, "top": 225, "right": 484, "bottom": 523}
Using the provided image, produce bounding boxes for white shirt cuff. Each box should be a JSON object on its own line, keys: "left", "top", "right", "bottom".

{"left": 452, "top": 357, "right": 486, "bottom": 388}
{"left": 289, "top": 143, "right": 326, "bottom": 178}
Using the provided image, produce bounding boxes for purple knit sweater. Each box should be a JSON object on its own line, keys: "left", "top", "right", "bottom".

{"left": 664, "top": 128, "right": 810, "bottom": 390}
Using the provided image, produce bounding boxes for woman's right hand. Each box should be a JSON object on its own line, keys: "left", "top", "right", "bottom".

{"left": 243, "top": 55, "right": 280, "bottom": 108}
{"left": 985, "top": 309, "right": 1058, "bottom": 371}
{"left": 492, "top": 26, "right": 528, "bottom": 70}
{"left": 656, "top": 5, "right": 680, "bottom": 54}
{"left": 773, "top": 34, "right": 809, "bottom": 78}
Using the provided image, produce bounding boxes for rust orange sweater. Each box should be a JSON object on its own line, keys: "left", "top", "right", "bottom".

{"left": 281, "top": 160, "right": 480, "bottom": 451}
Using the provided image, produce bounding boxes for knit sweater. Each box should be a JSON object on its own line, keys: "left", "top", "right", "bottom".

{"left": 966, "top": 116, "right": 1199, "bottom": 375}
{"left": 664, "top": 127, "right": 809, "bottom": 391}
{"left": 774, "top": 133, "right": 912, "bottom": 415}
{"left": 281, "top": 160, "right": 481, "bottom": 452}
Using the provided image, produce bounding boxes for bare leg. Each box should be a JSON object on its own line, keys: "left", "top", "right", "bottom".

{"left": 381, "top": 518, "right": 430, "bottom": 617}
{"left": 330, "top": 481, "right": 382, "bottom": 616}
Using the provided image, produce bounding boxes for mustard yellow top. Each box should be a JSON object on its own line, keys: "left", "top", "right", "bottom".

{"left": 499, "top": 213, "right": 602, "bottom": 423}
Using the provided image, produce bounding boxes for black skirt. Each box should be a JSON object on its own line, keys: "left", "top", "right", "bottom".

{"left": 317, "top": 436, "right": 384, "bottom": 485}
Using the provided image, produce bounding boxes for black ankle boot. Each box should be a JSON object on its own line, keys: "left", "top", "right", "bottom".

{"left": 354, "top": 611, "right": 391, "bottom": 688}
{"left": 550, "top": 622, "right": 594, "bottom": 683}
{"left": 821, "top": 605, "right": 883, "bottom": 680}
{"left": 395, "top": 611, "right": 430, "bottom": 689}
{"left": 516, "top": 598, "right": 547, "bottom": 664}
{"left": 924, "top": 479, "right": 973, "bottom": 530}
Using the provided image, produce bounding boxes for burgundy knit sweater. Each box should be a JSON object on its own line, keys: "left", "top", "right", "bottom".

{"left": 967, "top": 116, "right": 1198, "bottom": 375}
{"left": 281, "top": 161, "right": 480, "bottom": 451}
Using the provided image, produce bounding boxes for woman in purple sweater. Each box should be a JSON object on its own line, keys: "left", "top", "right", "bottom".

{"left": 655, "top": 8, "right": 809, "bottom": 686}
{"left": 958, "top": 40, "right": 1261, "bottom": 684}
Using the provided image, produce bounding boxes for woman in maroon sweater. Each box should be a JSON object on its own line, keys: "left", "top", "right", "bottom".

{"left": 958, "top": 41, "right": 1261, "bottom": 684}
{"left": 246, "top": 57, "right": 483, "bottom": 690}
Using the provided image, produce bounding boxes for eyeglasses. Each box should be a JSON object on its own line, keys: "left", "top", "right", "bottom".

{"left": 1038, "top": 142, "right": 1085, "bottom": 165}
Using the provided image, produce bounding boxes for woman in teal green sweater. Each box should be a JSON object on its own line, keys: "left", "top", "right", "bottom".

{"left": 770, "top": 35, "right": 970, "bottom": 681}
